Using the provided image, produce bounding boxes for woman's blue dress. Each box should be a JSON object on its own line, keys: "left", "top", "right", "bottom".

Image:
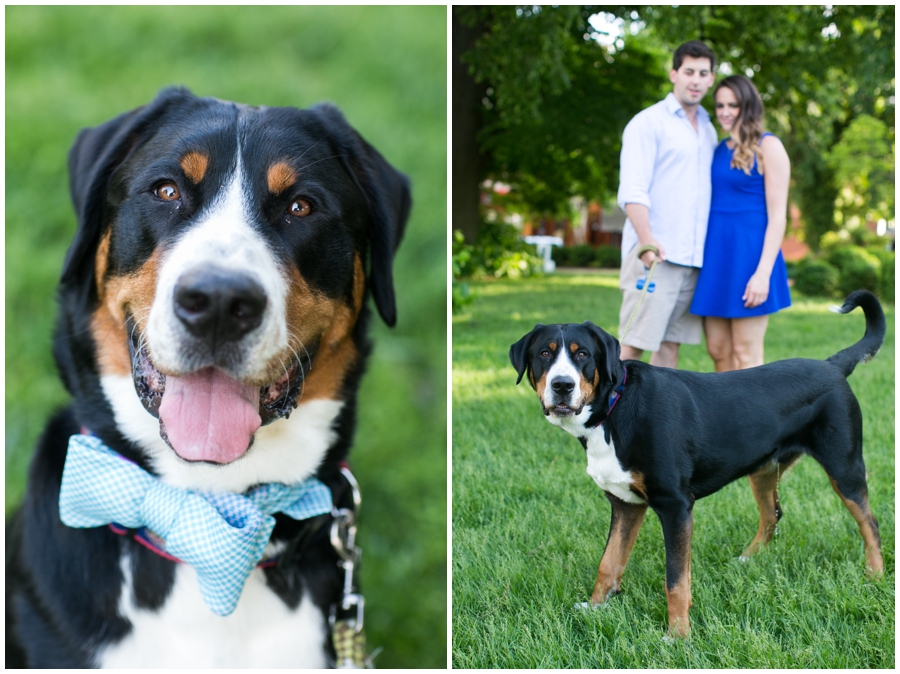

{"left": 691, "top": 133, "right": 791, "bottom": 318}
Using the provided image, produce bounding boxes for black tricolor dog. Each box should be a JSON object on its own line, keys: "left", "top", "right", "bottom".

{"left": 6, "top": 88, "right": 410, "bottom": 667}
{"left": 509, "top": 290, "right": 884, "bottom": 637}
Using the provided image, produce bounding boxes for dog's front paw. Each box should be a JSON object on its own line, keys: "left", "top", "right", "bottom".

{"left": 574, "top": 601, "right": 603, "bottom": 611}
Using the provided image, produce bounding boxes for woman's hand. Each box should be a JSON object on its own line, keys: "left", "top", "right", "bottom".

{"left": 743, "top": 272, "right": 770, "bottom": 308}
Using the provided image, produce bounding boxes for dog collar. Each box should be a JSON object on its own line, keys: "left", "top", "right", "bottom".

{"left": 590, "top": 369, "right": 627, "bottom": 430}
{"left": 608, "top": 368, "right": 627, "bottom": 415}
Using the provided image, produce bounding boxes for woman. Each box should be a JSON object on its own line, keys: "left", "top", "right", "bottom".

{"left": 691, "top": 75, "right": 792, "bottom": 371}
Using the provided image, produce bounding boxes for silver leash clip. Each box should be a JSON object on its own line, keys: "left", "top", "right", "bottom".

{"left": 330, "top": 465, "right": 365, "bottom": 633}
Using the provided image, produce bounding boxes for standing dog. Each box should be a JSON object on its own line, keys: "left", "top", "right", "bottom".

{"left": 509, "top": 290, "right": 884, "bottom": 636}
{"left": 6, "top": 87, "right": 410, "bottom": 667}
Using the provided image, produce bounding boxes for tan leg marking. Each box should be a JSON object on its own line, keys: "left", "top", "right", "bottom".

{"left": 828, "top": 477, "right": 884, "bottom": 577}
{"left": 590, "top": 498, "right": 647, "bottom": 605}
{"left": 666, "top": 574, "right": 692, "bottom": 638}
{"left": 742, "top": 457, "right": 799, "bottom": 558}
{"left": 665, "top": 518, "right": 693, "bottom": 638}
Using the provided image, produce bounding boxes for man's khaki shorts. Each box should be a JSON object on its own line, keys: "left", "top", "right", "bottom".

{"left": 618, "top": 247, "right": 702, "bottom": 352}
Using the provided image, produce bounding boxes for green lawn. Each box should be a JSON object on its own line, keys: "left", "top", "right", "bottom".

{"left": 453, "top": 271, "right": 894, "bottom": 668}
{"left": 5, "top": 6, "right": 446, "bottom": 668}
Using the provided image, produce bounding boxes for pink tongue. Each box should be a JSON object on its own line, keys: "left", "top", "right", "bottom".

{"left": 158, "top": 367, "right": 261, "bottom": 464}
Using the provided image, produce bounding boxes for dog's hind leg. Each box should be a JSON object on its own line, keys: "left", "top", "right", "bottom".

{"left": 590, "top": 492, "right": 647, "bottom": 606}
{"left": 656, "top": 498, "right": 693, "bottom": 638}
{"left": 741, "top": 454, "right": 801, "bottom": 559}
{"left": 813, "top": 413, "right": 884, "bottom": 577}
{"left": 827, "top": 475, "right": 883, "bottom": 577}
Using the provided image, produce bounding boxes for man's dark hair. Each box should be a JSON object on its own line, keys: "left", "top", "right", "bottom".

{"left": 672, "top": 40, "right": 716, "bottom": 72}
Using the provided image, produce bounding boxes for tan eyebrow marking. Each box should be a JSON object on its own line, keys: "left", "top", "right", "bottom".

{"left": 548, "top": 341, "right": 557, "bottom": 351}
{"left": 267, "top": 161, "right": 297, "bottom": 195}
{"left": 180, "top": 151, "right": 209, "bottom": 184}
{"left": 570, "top": 342, "right": 580, "bottom": 353}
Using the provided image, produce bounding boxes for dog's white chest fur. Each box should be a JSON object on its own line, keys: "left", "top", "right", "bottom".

{"left": 551, "top": 413, "right": 645, "bottom": 505}
{"left": 583, "top": 428, "right": 645, "bottom": 504}
{"left": 96, "top": 556, "right": 328, "bottom": 668}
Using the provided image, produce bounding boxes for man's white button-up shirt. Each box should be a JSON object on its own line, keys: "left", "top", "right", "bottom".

{"left": 617, "top": 92, "right": 718, "bottom": 268}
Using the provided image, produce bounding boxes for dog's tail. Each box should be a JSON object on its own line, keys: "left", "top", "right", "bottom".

{"left": 826, "top": 289, "right": 886, "bottom": 378}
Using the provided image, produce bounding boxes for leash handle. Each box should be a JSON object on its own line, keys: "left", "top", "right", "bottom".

{"left": 636, "top": 244, "right": 660, "bottom": 263}
{"left": 620, "top": 245, "right": 661, "bottom": 343}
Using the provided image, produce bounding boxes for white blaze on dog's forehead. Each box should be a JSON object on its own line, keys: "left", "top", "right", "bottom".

{"left": 146, "top": 154, "right": 289, "bottom": 379}
{"left": 541, "top": 336, "right": 582, "bottom": 408}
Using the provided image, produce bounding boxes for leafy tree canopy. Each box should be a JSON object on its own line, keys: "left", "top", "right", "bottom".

{"left": 456, "top": 5, "right": 894, "bottom": 247}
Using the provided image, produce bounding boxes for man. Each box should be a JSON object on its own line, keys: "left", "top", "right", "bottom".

{"left": 617, "top": 41, "right": 718, "bottom": 368}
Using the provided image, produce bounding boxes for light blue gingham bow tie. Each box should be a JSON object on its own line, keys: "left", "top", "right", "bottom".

{"left": 58, "top": 434, "right": 333, "bottom": 616}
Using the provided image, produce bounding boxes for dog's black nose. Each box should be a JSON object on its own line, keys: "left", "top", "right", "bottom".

{"left": 173, "top": 266, "right": 267, "bottom": 344}
{"left": 551, "top": 376, "right": 576, "bottom": 395}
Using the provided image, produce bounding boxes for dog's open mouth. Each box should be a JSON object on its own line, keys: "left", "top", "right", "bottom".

{"left": 129, "top": 331, "right": 304, "bottom": 465}
{"left": 546, "top": 402, "right": 583, "bottom": 417}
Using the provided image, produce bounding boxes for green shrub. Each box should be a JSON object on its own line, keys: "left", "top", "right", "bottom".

{"left": 869, "top": 248, "right": 895, "bottom": 302}
{"left": 452, "top": 230, "right": 473, "bottom": 277}
{"left": 793, "top": 258, "right": 840, "bottom": 297}
{"left": 820, "top": 227, "right": 891, "bottom": 252}
{"left": 552, "top": 243, "right": 621, "bottom": 268}
{"left": 828, "top": 247, "right": 881, "bottom": 298}
{"left": 452, "top": 223, "right": 543, "bottom": 280}
{"left": 550, "top": 245, "right": 569, "bottom": 267}
{"left": 568, "top": 244, "right": 596, "bottom": 267}
{"left": 452, "top": 279, "right": 474, "bottom": 312}
{"left": 827, "top": 245, "right": 879, "bottom": 275}
{"left": 837, "top": 258, "right": 880, "bottom": 298}
{"left": 784, "top": 258, "right": 801, "bottom": 278}
{"left": 594, "top": 245, "right": 621, "bottom": 269}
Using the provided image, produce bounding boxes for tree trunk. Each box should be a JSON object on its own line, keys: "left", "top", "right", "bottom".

{"left": 452, "top": 8, "right": 487, "bottom": 243}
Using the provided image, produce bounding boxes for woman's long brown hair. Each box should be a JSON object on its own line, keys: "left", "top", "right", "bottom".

{"left": 716, "top": 75, "right": 766, "bottom": 175}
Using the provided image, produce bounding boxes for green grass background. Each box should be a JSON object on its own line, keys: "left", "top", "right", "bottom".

{"left": 453, "top": 272, "right": 894, "bottom": 668}
{"left": 5, "top": 6, "right": 446, "bottom": 668}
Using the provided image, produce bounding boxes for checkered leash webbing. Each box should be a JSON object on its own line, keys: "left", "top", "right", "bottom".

{"left": 58, "top": 433, "right": 333, "bottom": 616}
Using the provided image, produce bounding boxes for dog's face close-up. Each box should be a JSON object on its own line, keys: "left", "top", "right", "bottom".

{"left": 509, "top": 322, "right": 621, "bottom": 421}
{"left": 61, "top": 87, "right": 410, "bottom": 492}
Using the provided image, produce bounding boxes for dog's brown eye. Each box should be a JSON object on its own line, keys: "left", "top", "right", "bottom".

{"left": 576, "top": 351, "right": 588, "bottom": 359}
{"left": 288, "top": 199, "right": 312, "bottom": 218}
{"left": 540, "top": 349, "right": 551, "bottom": 358}
{"left": 154, "top": 182, "right": 180, "bottom": 201}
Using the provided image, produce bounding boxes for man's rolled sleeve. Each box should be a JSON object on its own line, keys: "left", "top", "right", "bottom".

{"left": 617, "top": 116, "right": 656, "bottom": 212}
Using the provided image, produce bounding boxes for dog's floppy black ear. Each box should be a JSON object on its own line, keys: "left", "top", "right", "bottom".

{"left": 311, "top": 103, "right": 411, "bottom": 327}
{"left": 583, "top": 321, "right": 621, "bottom": 383}
{"left": 63, "top": 86, "right": 197, "bottom": 288}
{"left": 509, "top": 324, "right": 544, "bottom": 385}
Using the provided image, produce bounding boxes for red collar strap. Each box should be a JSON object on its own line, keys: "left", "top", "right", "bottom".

{"left": 607, "top": 368, "right": 627, "bottom": 415}
{"left": 591, "top": 369, "right": 627, "bottom": 430}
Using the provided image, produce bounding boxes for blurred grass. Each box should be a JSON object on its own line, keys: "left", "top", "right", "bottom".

{"left": 5, "top": 6, "right": 446, "bottom": 668}
{"left": 453, "top": 272, "right": 893, "bottom": 667}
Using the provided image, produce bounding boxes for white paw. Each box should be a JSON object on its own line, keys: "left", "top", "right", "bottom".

{"left": 574, "top": 601, "right": 600, "bottom": 611}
